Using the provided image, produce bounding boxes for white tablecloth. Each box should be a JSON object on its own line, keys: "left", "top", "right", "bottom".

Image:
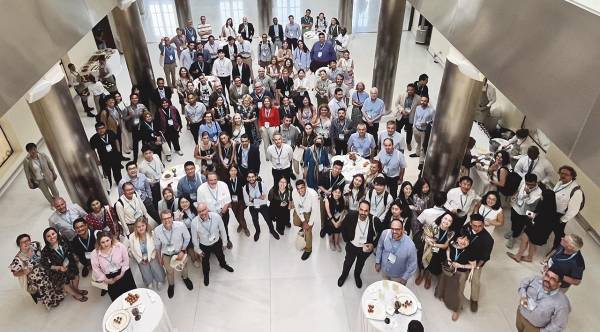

{"left": 357, "top": 280, "right": 422, "bottom": 332}
{"left": 303, "top": 31, "right": 320, "bottom": 50}
{"left": 80, "top": 49, "right": 122, "bottom": 80}
{"left": 102, "top": 288, "right": 173, "bottom": 332}
{"left": 332, "top": 154, "right": 371, "bottom": 182}
{"left": 159, "top": 163, "right": 189, "bottom": 195}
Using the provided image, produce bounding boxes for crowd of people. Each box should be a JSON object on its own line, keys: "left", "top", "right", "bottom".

{"left": 13, "top": 8, "right": 587, "bottom": 332}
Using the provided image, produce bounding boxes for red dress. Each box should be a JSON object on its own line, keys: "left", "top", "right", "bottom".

{"left": 258, "top": 106, "right": 281, "bottom": 128}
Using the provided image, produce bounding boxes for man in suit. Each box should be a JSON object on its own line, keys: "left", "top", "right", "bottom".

{"left": 229, "top": 76, "right": 249, "bottom": 109}
{"left": 338, "top": 200, "right": 377, "bottom": 288}
{"left": 189, "top": 53, "right": 210, "bottom": 80}
{"left": 250, "top": 82, "right": 274, "bottom": 107}
{"left": 393, "top": 83, "right": 419, "bottom": 151}
{"left": 268, "top": 17, "right": 284, "bottom": 50}
{"left": 238, "top": 17, "right": 254, "bottom": 42}
{"left": 232, "top": 55, "right": 252, "bottom": 87}
{"left": 151, "top": 78, "right": 173, "bottom": 112}
{"left": 23, "top": 143, "right": 59, "bottom": 204}
{"left": 222, "top": 36, "right": 238, "bottom": 61}
{"left": 236, "top": 134, "right": 260, "bottom": 185}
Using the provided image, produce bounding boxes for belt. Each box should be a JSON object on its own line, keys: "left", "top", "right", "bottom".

{"left": 241, "top": 55, "right": 251, "bottom": 59}
{"left": 415, "top": 127, "right": 425, "bottom": 132}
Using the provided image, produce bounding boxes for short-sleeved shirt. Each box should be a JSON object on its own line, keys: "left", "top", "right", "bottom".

{"left": 347, "top": 133, "right": 376, "bottom": 158}
{"left": 549, "top": 246, "right": 585, "bottom": 288}
{"left": 90, "top": 131, "right": 120, "bottom": 162}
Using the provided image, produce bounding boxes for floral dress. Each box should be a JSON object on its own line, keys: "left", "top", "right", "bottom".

{"left": 337, "top": 58, "right": 355, "bottom": 88}
{"left": 237, "top": 105, "right": 259, "bottom": 143}
{"left": 85, "top": 205, "right": 122, "bottom": 236}
{"left": 9, "top": 242, "right": 64, "bottom": 308}
{"left": 40, "top": 240, "right": 80, "bottom": 287}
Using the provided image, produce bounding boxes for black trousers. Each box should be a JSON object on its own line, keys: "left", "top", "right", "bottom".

{"left": 190, "top": 122, "right": 201, "bottom": 144}
{"left": 366, "top": 122, "right": 379, "bottom": 139}
{"left": 100, "top": 159, "right": 122, "bottom": 187}
{"left": 150, "top": 182, "right": 161, "bottom": 209}
{"left": 199, "top": 239, "right": 227, "bottom": 280}
{"left": 270, "top": 206, "right": 290, "bottom": 233}
{"left": 341, "top": 242, "right": 371, "bottom": 278}
{"left": 385, "top": 175, "right": 399, "bottom": 199}
{"left": 248, "top": 205, "right": 274, "bottom": 233}
{"left": 452, "top": 215, "right": 468, "bottom": 234}
{"left": 143, "top": 197, "right": 160, "bottom": 224}
{"left": 132, "top": 129, "right": 141, "bottom": 163}
{"left": 396, "top": 117, "right": 413, "bottom": 146}
{"left": 552, "top": 214, "right": 566, "bottom": 249}
{"left": 272, "top": 167, "right": 292, "bottom": 184}
{"left": 333, "top": 138, "right": 348, "bottom": 155}
{"left": 218, "top": 76, "right": 231, "bottom": 89}
{"left": 221, "top": 210, "right": 231, "bottom": 242}
{"left": 163, "top": 126, "right": 181, "bottom": 152}
{"left": 310, "top": 60, "right": 328, "bottom": 72}
{"left": 286, "top": 38, "right": 299, "bottom": 50}
{"left": 511, "top": 209, "right": 529, "bottom": 238}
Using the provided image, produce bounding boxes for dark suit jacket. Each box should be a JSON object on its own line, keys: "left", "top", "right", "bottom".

{"left": 222, "top": 44, "right": 238, "bottom": 61}
{"left": 238, "top": 23, "right": 255, "bottom": 41}
{"left": 189, "top": 61, "right": 210, "bottom": 79}
{"left": 232, "top": 63, "right": 252, "bottom": 86}
{"left": 236, "top": 144, "right": 261, "bottom": 173}
{"left": 341, "top": 214, "right": 377, "bottom": 244}
{"left": 268, "top": 24, "right": 284, "bottom": 42}
{"left": 151, "top": 87, "right": 173, "bottom": 107}
{"left": 250, "top": 91, "right": 274, "bottom": 105}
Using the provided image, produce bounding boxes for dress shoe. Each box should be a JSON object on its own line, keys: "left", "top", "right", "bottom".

{"left": 409, "top": 153, "right": 418, "bottom": 158}
{"left": 176, "top": 150, "right": 184, "bottom": 156}
{"left": 221, "top": 264, "right": 234, "bottom": 272}
{"left": 254, "top": 232, "right": 260, "bottom": 242}
{"left": 183, "top": 278, "right": 193, "bottom": 290}
{"left": 167, "top": 285, "right": 174, "bottom": 298}
{"left": 414, "top": 273, "right": 424, "bottom": 286}
{"left": 81, "top": 265, "right": 89, "bottom": 277}
{"left": 337, "top": 275, "right": 347, "bottom": 287}
{"left": 86, "top": 112, "right": 96, "bottom": 118}
{"left": 424, "top": 276, "right": 432, "bottom": 289}
{"left": 301, "top": 251, "right": 311, "bottom": 260}
{"left": 277, "top": 228, "right": 285, "bottom": 235}
{"left": 203, "top": 277, "right": 209, "bottom": 286}
{"left": 227, "top": 240, "right": 233, "bottom": 249}
{"left": 355, "top": 276, "right": 363, "bottom": 288}
{"left": 236, "top": 225, "right": 242, "bottom": 233}
{"left": 470, "top": 300, "right": 478, "bottom": 312}
{"left": 101, "top": 289, "right": 108, "bottom": 297}
{"left": 417, "top": 164, "right": 423, "bottom": 171}
{"left": 320, "top": 229, "right": 326, "bottom": 238}
{"left": 270, "top": 230, "right": 280, "bottom": 240}
{"left": 120, "top": 156, "right": 130, "bottom": 161}
{"left": 244, "top": 228, "right": 251, "bottom": 237}
{"left": 286, "top": 222, "right": 291, "bottom": 228}
{"left": 407, "top": 145, "right": 412, "bottom": 151}
{"left": 290, "top": 173, "right": 297, "bottom": 180}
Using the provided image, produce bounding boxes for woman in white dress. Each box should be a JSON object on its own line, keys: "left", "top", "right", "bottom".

{"left": 221, "top": 18, "right": 237, "bottom": 39}
{"left": 312, "top": 105, "right": 332, "bottom": 152}
{"left": 471, "top": 191, "right": 504, "bottom": 233}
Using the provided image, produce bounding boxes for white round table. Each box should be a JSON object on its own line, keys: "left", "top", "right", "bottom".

{"left": 332, "top": 154, "right": 371, "bottom": 182}
{"left": 357, "top": 280, "right": 422, "bottom": 332}
{"left": 303, "top": 31, "right": 319, "bottom": 50}
{"left": 102, "top": 288, "right": 173, "bottom": 332}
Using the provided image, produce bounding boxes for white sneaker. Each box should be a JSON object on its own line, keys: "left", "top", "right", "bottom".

{"left": 156, "top": 282, "right": 164, "bottom": 291}
{"left": 176, "top": 150, "right": 183, "bottom": 156}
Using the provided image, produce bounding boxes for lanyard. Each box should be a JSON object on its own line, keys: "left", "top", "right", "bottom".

{"left": 124, "top": 197, "right": 139, "bottom": 215}
{"left": 162, "top": 227, "right": 174, "bottom": 245}
{"left": 279, "top": 190, "right": 288, "bottom": 202}
{"left": 438, "top": 230, "right": 448, "bottom": 242}
{"left": 357, "top": 219, "right": 368, "bottom": 238}
{"left": 554, "top": 181, "right": 572, "bottom": 194}
{"left": 554, "top": 248, "right": 577, "bottom": 262}
{"left": 373, "top": 193, "right": 384, "bottom": 209}
{"left": 145, "top": 121, "right": 154, "bottom": 131}
{"left": 454, "top": 248, "right": 464, "bottom": 261}
{"left": 264, "top": 108, "right": 271, "bottom": 119}
{"left": 186, "top": 176, "right": 197, "bottom": 192}
{"left": 382, "top": 152, "right": 395, "bottom": 169}
{"left": 55, "top": 246, "right": 65, "bottom": 259}
{"left": 480, "top": 206, "right": 493, "bottom": 219}
{"left": 162, "top": 108, "right": 172, "bottom": 119}
{"left": 147, "top": 159, "right": 159, "bottom": 176}
{"left": 78, "top": 230, "right": 92, "bottom": 251}
{"left": 100, "top": 251, "right": 118, "bottom": 271}
{"left": 275, "top": 146, "right": 283, "bottom": 163}
{"left": 208, "top": 186, "right": 219, "bottom": 204}
{"left": 200, "top": 217, "right": 213, "bottom": 235}
{"left": 459, "top": 194, "right": 467, "bottom": 209}
{"left": 60, "top": 211, "right": 73, "bottom": 225}
{"left": 101, "top": 134, "right": 109, "bottom": 145}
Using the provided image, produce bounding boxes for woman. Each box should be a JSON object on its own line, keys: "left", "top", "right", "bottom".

{"left": 212, "top": 96, "right": 231, "bottom": 135}
{"left": 155, "top": 98, "right": 183, "bottom": 161}
{"left": 128, "top": 217, "right": 165, "bottom": 289}
{"left": 268, "top": 176, "right": 293, "bottom": 235}
{"left": 194, "top": 131, "right": 216, "bottom": 173}
{"left": 293, "top": 40, "right": 311, "bottom": 73}
{"left": 158, "top": 187, "right": 179, "bottom": 214}
{"left": 231, "top": 113, "right": 246, "bottom": 144}
{"left": 215, "top": 132, "right": 237, "bottom": 180}
{"left": 238, "top": 95, "right": 259, "bottom": 143}
{"left": 90, "top": 232, "right": 136, "bottom": 301}
{"left": 414, "top": 212, "right": 454, "bottom": 289}
{"left": 257, "top": 96, "right": 280, "bottom": 158}
{"left": 344, "top": 174, "right": 366, "bottom": 216}
{"left": 221, "top": 18, "right": 237, "bottom": 38}
{"left": 198, "top": 111, "right": 222, "bottom": 143}
{"left": 40, "top": 227, "right": 87, "bottom": 302}
{"left": 85, "top": 197, "right": 121, "bottom": 237}
{"left": 315, "top": 69, "right": 331, "bottom": 107}
{"left": 327, "top": 18, "right": 340, "bottom": 41}
{"left": 225, "top": 165, "right": 250, "bottom": 236}
{"left": 183, "top": 81, "right": 198, "bottom": 105}
{"left": 382, "top": 201, "right": 412, "bottom": 242}
{"left": 303, "top": 136, "right": 329, "bottom": 189}
{"left": 276, "top": 41, "right": 292, "bottom": 67}
{"left": 488, "top": 150, "right": 510, "bottom": 194}
{"left": 364, "top": 160, "right": 384, "bottom": 189}
{"left": 435, "top": 231, "right": 475, "bottom": 321}
{"left": 138, "top": 111, "right": 163, "bottom": 159}
{"left": 337, "top": 50, "right": 354, "bottom": 88}
{"left": 472, "top": 191, "right": 504, "bottom": 233}
{"left": 297, "top": 96, "right": 317, "bottom": 129}
{"left": 398, "top": 181, "right": 416, "bottom": 214}
{"left": 9, "top": 234, "right": 64, "bottom": 308}
{"left": 315, "top": 13, "right": 327, "bottom": 33}
{"left": 174, "top": 195, "right": 201, "bottom": 267}
{"left": 283, "top": 58, "right": 295, "bottom": 79}
{"left": 324, "top": 185, "right": 347, "bottom": 251}
{"left": 293, "top": 69, "right": 311, "bottom": 108}
{"left": 351, "top": 82, "right": 369, "bottom": 127}
{"left": 114, "top": 92, "right": 132, "bottom": 155}
{"left": 293, "top": 122, "right": 316, "bottom": 176}
{"left": 312, "top": 105, "right": 332, "bottom": 151}
{"left": 266, "top": 56, "right": 281, "bottom": 86}
{"left": 176, "top": 67, "right": 192, "bottom": 108}
{"left": 413, "top": 178, "right": 433, "bottom": 234}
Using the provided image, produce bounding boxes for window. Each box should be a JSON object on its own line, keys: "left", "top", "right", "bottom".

{"left": 220, "top": 1, "right": 245, "bottom": 25}
{"left": 148, "top": 2, "right": 178, "bottom": 38}
{"left": 0, "top": 126, "right": 13, "bottom": 167}
{"left": 276, "top": 0, "right": 301, "bottom": 22}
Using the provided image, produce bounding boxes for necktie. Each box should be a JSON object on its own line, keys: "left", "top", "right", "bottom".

{"left": 527, "top": 158, "right": 535, "bottom": 174}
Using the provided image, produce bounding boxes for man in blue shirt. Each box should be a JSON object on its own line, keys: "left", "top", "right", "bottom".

{"left": 310, "top": 32, "right": 336, "bottom": 72}
{"left": 361, "top": 87, "right": 385, "bottom": 138}
{"left": 118, "top": 161, "right": 160, "bottom": 223}
{"left": 176, "top": 161, "right": 206, "bottom": 201}
{"left": 347, "top": 123, "right": 376, "bottom": 158}
{"left": 158, "top": 37, "right": 177, "bottom": 88}
{"left": 285, "top": 15, "right": 302, "bottom": 50}
{"left": 375, "top": 220, "right": 417, "bottom": 285}
{"left": 410, "top": 96, "right": 435, "bottom": 166}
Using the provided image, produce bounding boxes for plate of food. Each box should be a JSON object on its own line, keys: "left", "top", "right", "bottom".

{"left": 395, "top": 295, "right": 417, "bottom": 316}
{"left": 122, "top": 292, "right": 141, "bottom": 309}
{"left": 105, "top": 309, "right": 130, "bottom": 332}
{"left": 364, "top": 300, "right": 386, "bottom": 321}
{"left": 163, "top": 173, "right": 172, "bottom": 179}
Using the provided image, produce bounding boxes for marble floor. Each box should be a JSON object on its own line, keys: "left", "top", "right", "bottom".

{"left": 0, "top": 1, "right": 598, "bottom": 331}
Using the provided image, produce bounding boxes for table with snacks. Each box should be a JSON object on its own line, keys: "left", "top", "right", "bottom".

{"left": 357, "top": 280, "right": 422, "bottom": 332}
{"left": 159, "top": 163, "right": 203, "bottom": 196}
{"left": 80, "top": 48, "right": 122, "bottom": 81}
{"left": 102, "top": 288, "right": 173, "bottom": 332}
{"left": 332, "top": 153, "right": 372, "bottom": 182}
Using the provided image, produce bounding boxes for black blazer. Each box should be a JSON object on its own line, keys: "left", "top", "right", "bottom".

{"left": 222, "top": 44, "right": 238, "bottom": 61}
{"left": 232, "top": 63, "right": 252, "bottom": 86}
{"left": 151, "top": 87, "right": 173, "bottom": 107}
{"left": 238, "top": 23, "right": 255, "bottom": 41}
{"left": 341, "top": 214, "right": 377, "bottom": 245}
{"left": 189, "top": 61, "right": 210, "bottom": 79}
{"left": 268, "top": 24, "right": 284, "bottom": 42}
{"left": 236, "top": 144, "right": 261, "bottom": 173}
{"left": 225, "top": 175, "right": 245, "bottom": 199}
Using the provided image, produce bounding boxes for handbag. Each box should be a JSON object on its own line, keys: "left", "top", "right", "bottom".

{"left": 295, "top": 230, "right": 306, "bottom": 251}
{"left": 441, "top": 262, "right": 455, "bottom": 277}
{"left": 463, "top": 268, "right": 475, "bottom": 299}
{"left": 91, "top": 278, "right": 108, "bottom": 290}
{"left": 292, "top": 147, "right": 305, "bottom": 162}
{"left": 160, "top": 133, "right": 172, "bottom": 157}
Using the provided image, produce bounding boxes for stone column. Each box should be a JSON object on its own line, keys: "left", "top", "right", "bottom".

{"left": 371, "top": 0, "right": 405, "bottom": 110}
{"left": 174, "top": 0, "right": 192, "bottom": 29}
{"left": 338, "top": 0, "right": 353, "bottom": 34}
{"left": 422, "top": 53, "right": 483, "bottom": 192}
{"left": 111, "top": 0, "right": 156, "bottom": 109}
{"left": 27, "top": 64, "right": 109, "bottom": 207}
{"left": 257, "top": 0, "right": 273, "bottom": 35}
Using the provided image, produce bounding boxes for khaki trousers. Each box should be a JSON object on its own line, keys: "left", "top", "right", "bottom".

{"left": 413, "top": 128, "right": 425, "bottom": 163}
{"left": 163, "top": 63, "right": 177, "bottom": 88}
{"left": 162, "top": 254, "right": 189, "bottom": 286}
{"left": 515, "top": 308, "right": 540, "bottom": 332}
{"left": 471, "top": 266, "right": 484, "bottom": 301}
{"left": 36, "top": 179, "right": 59, "bottom": 204}
{"left": 293, "top": 211, "right": 313, "bottom": 252}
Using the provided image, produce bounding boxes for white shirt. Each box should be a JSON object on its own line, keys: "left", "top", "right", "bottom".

{"left": 180, "top": 49, "right": 194, "bottom": 69}
{"left": 236, "top": 40, "right": 252, "bottom": 58}
{"left": 511, "top": 180, "right": 542, "bottom": 215}
{"left": 444, "top": 187, "right": 479, "bottom": 218}
{"left": 328, "top": 98, "right": 348, "bottom": 115}
{"left": 138, "top": 155, "right": 164, "bottom": 183}
{"left": 115, "top": 194, "right": 150, "bottom": 235}
{"left": 553, "top": 180, "right": 584, "bottom": 223}
{"left": 514, "top": 156, "right": 554, "bottom": 185}
{"left": 417, "top": 206, "right": 446, "bottom": 226}
{"left": 267, "top": 143, "right": 294, "bottom": 169}
{"left": 335, "top": 34, "right": 349, "bottom": 52}
{"left": 211, "top": 58, "right": 233, "bottom": 77}
{"left": 191, "top": 212, "right": 227, "bottom": 251}
{"left": 196, "top": 181, "right": 231, "bottom": 213}
{"left": 351, "top": 217, "right": 370, "bottom": 247}
{"left": 292, "top": 188, "right": 319, "bottom": 225}
{"left": 242, "top": 182, "right": 267, "bottom": 207}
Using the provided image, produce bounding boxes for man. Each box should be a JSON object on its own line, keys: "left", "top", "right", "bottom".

{"left": 238, "top": 16, "right": 255, "bottom": 41}
{"left": 176, "top": 161, "right": 206, "bottom": 201}
{"left": 153, "top": 210, "right": 193, "bottom": 298}
{"left": 67, "top": 63, "right": 95, "bottom": 116}
{"left": 232, "top": 55, "right": 252, "bottom": 87}
{"left": 115, "top": 182, "right": 158, "bottom": 235}
{"left": 444, "top": 176, "right": 479, "bottom": 233}
{"left": 151, "top": 78, "right": 174, "bottom": 111}
{"left": 375, "top": 219, "right": 418, "bottom": 285}
{"left": 212, "top": 49, "right": 233, "bottom": 89}
{"left": 277, "top": 114, "right": 300, "bottom": 146}
{"left": 204, "top": 35, "right": 219, "bottom": 68}
{"left": 463, "top": 214, "right": 494, "bottom": 312}
{"left": 542, "top": 234, "right": 585, "bottom": 293}
{"left": 301, "top": 9, "right": 314, "bottom": 35}
{"left": 184, "top": 93, "right": 207, "bottom": 144}
{"left": 48, "top": 197, "right": 87, "bottom": 241}
{"left": 417, "top": 191, "right": 448, "bottom": 226}
{"left": 508, "top": 128, "right": 534, "bottom": 158}
{"left": 394, "top": 83, "right": 418, "bottom": 151}
{"left": 317, "top": 160, "right": 346, "bottom": 238}
{"left": 365, "top": 177, "right": 393, "bottom": 222}
{"left": 184, "top": 19, "right": 197, "bottom": 43}
{"left": 551, "top": 165, "right": 585, "bottom": 250}
{"left": 268, "top": 17, "right": 284, "bottom": 50}
{"left": 414, "top": 73, "right": 429, "bottom": 98}
{"left": 257, "top": 34, "right": 274, "bottom": 68}
{"left": 118, "top": 161, "right": 160, "bottom": 222}
{"left": 195, "top": 73, "right": 213, "bottom": 106}
{"left": 376, "top": 138, "right": 407, "bottom": 199}
{"left": 179, "top": 41, "right": 196, "bottom": 70}
{"left": 208, "top": 81, "right": 230, "bottom": 110}
{"left": 191, "top": 203, "right": 234, "bottom": 286}
{"left": 328, "top": 74, "right": 349, "bottom": 102}
{"left": 158, "top": 37, "right": 177, "bottom": 87}
{"left": 378, "top": 121, "right": 406, "bottom": 153}
{"left": 243, "top": 171, "right": 279, "bottom": 241}
{"left": 196, "top": 172, "right": 233, "bottom": 249}
{"left": 338, "top": 200, "right": 377, "bottom": 288}
{"left": 71, "top": 219, "right": 98, "bottom": 278}
{"left": 190, "top": 52, "right": 210, "bottom": 79}
{"left": 222, "top": 36, "right": 238, "bottom": 61}
{"left": 347, "top": 122, "right": 376, "bottom": 158}
{"left": 330, "top": 108, "right": 354, "bottom": 154}
{"left": 410, "top": 96, "right": 435, "bottom": 166}
{"left": 23, "top": 142, "right": 59, "bottom": 204}
{"left": 250, "top": 81, "right": 274, "bottom": 106}
{"left": 138, "top": 146, "right": 164, "bottom": 205}
{"left": 310, "top": 32, "right": 336, "bottom": 72}
{"left": 285, "top": 15, "right": 302, "bottom": 49}
{"left": 516, "top": 267, "right": 570, "bottom": 332}
{"left": 275, "top": 68, "right": 294, "bottom": 104}
{"left": 327, "top": 61, "right": 343, "bottom": 84}
{"left": 279, "top": 97, "right": 297, "bottom": 122}
{"left": 236, "top": 134, "right": 260, "bottom": 183}
{"left": 197, "top": 16, "right": 212, "bottom": 45}
{"left": 506, "top": 173, "right": 542, "bottom": 250}
{"left": 292, "top": 180, "right": 319, "bottom": 260}
{"left": 229, "top": 76, "right": 249, "bottom": 109}
{"left": 97, "top": 96, "right": 125, "bottom": 160}
{"left": 235, "top": 37, "right": 253, "bottom": 80}
{"left": 170, "top": 27, "right": 188, "bottom": 58}
{"left": 328, "top": 87, "right": 348, "bottom": 115}
{"left": 267, "top": 133, "right": 294, "bottom": 183}
{"left": 90, "top": 122, "right": 122, "bottom": 187}
{"left": 514, "top": 146, "right": 554, "bottom": 185}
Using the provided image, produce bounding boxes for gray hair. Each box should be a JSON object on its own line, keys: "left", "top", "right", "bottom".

{"left": 567, "top": 234, "right": 584, "bottom": 250}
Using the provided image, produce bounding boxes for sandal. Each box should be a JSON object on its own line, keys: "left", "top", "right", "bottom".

{"left": 73, "top": 295, "right": 88, "bottom": 302}
{"left": 78, "top": 290, "right": 88, "bottom": 296}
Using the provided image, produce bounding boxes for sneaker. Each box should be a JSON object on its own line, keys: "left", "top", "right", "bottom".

{"left": 506, "top": 238, "right": 515, "bottom": 249}
{"left": 203, "top": 277, "right": 209, "bottom": 286}
{"left": 337, "top": 275, "right": 347, "bottom": 287}
{"left": 166, "top": 156, "right": 172, "bottom": 162}
{"left": 355, "top": 276, "right": 363, "bottom": 288}
{"left": 221, "top": 264, "right": 234, "bottom": 272}
{"left": 301, "top": 251, "right": 311, "bottom": 260}
{"left": 182, "top": 278, "right": 193, "bottom": 290}
{"left": 277, "top": 228, "right": 285, "bottom": 235}
{"left": 167, "top": 285, "right": 174, "bottom": 298}
{"left": 176, "top": 150, "right": 184, "bottom": 156}
{"left": 270, "top": 230, "right": 280, "bottom": 240}
{"left": 254, "top": 232, "right": 260, "bottom": 242}
{"left": 409, "top": 153, "right": 418, "bottom": 158}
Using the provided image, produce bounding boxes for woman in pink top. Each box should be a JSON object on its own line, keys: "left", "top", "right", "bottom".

{"left": 90, "top": 232, "right": 137, "bottom": 301}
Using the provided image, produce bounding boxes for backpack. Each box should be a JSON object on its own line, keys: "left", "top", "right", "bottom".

{"left": 368, "top": 189, "right": 389, "bottom": 207}
{"left": 245, "top": 181, "right": 263, "bottom": 197}
{"left": 498, "top": 166, "right": 521, "bottom": 196}
{"left": 570, "top": 186, "right": 585, "bottom": 211}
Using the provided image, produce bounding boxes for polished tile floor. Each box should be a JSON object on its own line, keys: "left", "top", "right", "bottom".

{"left": 0, "top": 1, "right": 598, "bottom": 331}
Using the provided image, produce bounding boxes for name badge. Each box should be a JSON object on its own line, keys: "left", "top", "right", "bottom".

{"left": 432, "top": 247, "right": 440, "bottom": 253}
{"left": 105, "top": 144, "right": 112, "bottom": 152}
{"left": 258, "top": 102, "right": 263, "bottom": 109}
{"left": 280, "top": 202, "right": 288, "bottom": 207}
{"left": 84, "top": 252, "right": 91, "bottom": 260}
{"left": 206, "top": 159, "right": 213, "bottom": 165}
{"left": 223, "top": 158, "right": 229, "bottom": 165}
{"left": 209, "top": 235, "right": 216, "bottom": 242}
{"left": 231, "top": 195, "right": 238, "bottom": 203}
{"left": 167, "top": 119, "right": 174, "bottom": 126}
{"left": 318, "top": 165, "right": 324, "bottom": 172}
{"left": 298, "top": 204, "right": 304, "bottom": 210}
{"left": 169, "top": 55, "right": 174, "bottom": 61}
{"left": 133, "top": 118, "right": 140, "bottom": 125}
{"left": 317, "top": 51, "right": 323, "bottom": 57}
{"left": 387, "top": 253, "right": 397, "bottom": 264}
{"left": 338, "top": 134, "right": 344, "bottom": 140}
{"left": 264, "top": 122, "right": 270, "bottom": 128}
{"left": 166, "top": 244, "right": 175, "bottom": 254}
{"left": 284, "top": 91, "right": 289, "bottom": 97}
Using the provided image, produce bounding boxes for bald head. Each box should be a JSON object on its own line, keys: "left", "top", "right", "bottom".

{"left": 53, "top": 197, "right": 67, "bottom": 213}
{"left": 369, "top": 87, "right": 378, "bottom": 100}
{"left": 390, "top": 219, "right": 403, "bottom": 240}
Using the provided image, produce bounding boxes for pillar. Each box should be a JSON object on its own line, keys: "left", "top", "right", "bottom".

{"left": 174, "top": 0, "right": 192, "bottom": 29}
{"left": 257, "top": 0, "right": 273, "bottom": 35}
{"left": 371, "top": 0, "right": 405, "bottom": 110}
{"left": 338, "top": 0, "right": 353, "bottom": 34}
{"left": 111, "top": 0, "right": 156, "bottom": 109}
{"left": 27, "top": 64, "right": 109, "bottom": 207}
{"left": 422, "top": 54, "right": 483, "bottom": 192}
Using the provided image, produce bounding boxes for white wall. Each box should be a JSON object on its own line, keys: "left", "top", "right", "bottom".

{"left": 68, "top": 31, "right": 98, "bottom": 68}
